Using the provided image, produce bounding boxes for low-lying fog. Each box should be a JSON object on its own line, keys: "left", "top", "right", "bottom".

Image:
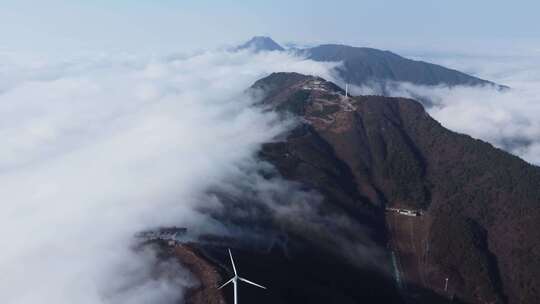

{"left": 0, "top": 50, "right": 336, "bottom": 304}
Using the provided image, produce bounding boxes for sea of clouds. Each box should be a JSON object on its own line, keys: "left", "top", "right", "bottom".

{"left": 1, "top": 44, "right": 539, "bottom": 304}
{"left": 0, "top": 50, "right": 337, "bottom": 304}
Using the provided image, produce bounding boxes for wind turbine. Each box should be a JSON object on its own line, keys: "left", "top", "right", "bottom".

{"left": 218, "top": 249, "right": 266, "bottom": 304}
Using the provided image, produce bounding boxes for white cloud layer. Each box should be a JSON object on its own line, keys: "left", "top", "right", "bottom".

{"left": 2, "top": 44, "right": 539, "bottom": 304}
{"left": 0, "top": 50, "right": 337, "bottom": 304}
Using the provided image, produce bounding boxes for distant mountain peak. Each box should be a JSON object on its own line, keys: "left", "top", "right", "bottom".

{"left": 236, "top": 36, "right": 285, "bottom": 52}
{"left": 304, "top": 44, "right": 501, "bottom": 88}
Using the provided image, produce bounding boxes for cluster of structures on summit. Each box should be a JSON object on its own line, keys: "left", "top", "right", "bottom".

{"left": 136, "top": 226, "right": 187, "bottom": 246}
{"left": 301, "top": 79, "right": 351, "bottom": 99}
{"left": 299, "top": 79, "right": 357, "bottom": 127}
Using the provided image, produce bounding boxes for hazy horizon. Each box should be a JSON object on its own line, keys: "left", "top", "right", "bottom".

{"left": 2, "top": 0, "right": 539, "bottom": 56}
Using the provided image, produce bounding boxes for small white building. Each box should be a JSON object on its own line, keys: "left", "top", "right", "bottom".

{"left": 386, "top": 207, "right": 422, "bottom": 217}
{"left": 398, "top": 209, "right": 419, "bottom": 216}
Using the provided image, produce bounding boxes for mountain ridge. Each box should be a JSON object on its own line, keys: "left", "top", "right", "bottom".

{"left": 237, "top": 36, "right": 505, "bottom": 88}
{"left": 251, "top": 72, "right": 539, "bottom": 304}
{"left": 163, "top": 72, "right": 536, "bottom": 304}
{"left": 302, "top": 44, "right": 501, "bottom": 88}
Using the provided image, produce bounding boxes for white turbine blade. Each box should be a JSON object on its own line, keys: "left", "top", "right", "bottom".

{"left": 218, "top": 278, "right": 234, "bottom": 290}
{"left": 239, "top": 277, "right": 267, "bottom": 289}
{"left": 228, "top": 248, "right": 237, "bottom": 276}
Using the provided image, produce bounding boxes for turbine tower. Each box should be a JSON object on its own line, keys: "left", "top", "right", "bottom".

{"left": 218, "top": 249, "right": 266, "bottom": 304}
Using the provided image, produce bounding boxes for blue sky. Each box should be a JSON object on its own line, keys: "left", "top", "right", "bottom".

{"left": 1, "top": 0, "right": 539, "bottom": 54}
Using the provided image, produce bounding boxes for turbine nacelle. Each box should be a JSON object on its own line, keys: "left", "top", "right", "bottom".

{"left": 218, "top": 249, "right": 266, "bottom": 304}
